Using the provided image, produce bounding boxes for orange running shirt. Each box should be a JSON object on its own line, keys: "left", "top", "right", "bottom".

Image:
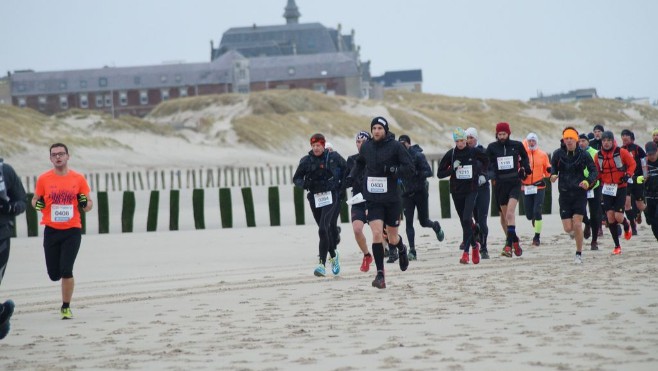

{"left": 35, "top": 169, "right": 90, "bottom": 229}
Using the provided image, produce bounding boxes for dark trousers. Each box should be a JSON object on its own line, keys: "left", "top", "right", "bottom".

{"left": 452, "top": 192, "right": 478, "bottom": 252}
{"left": 402, "top": 189, "right": 437, "bottom": 249}
{"left": 0, "top": 238, "right": 9, "bottom": 286}
{"left": 524, "top": 189, "right": 545, "bottom": 222}
{"left": 584, "top": 186, "right": 602, "bottom": 242}
{"left": 473, "top": 184, "right": 490, "bottom": 250}
{"left": 647, "top": 198, "right": 658, "bottom": 241}
{"left": 308, "top": 191, "right": 341, "bottom": 265}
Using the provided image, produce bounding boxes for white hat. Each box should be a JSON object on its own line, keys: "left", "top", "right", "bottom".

{"left": 465, "top": 127, "right": 478, "bottom": 140}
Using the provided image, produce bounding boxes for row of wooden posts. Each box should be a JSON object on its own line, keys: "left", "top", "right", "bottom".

{"left": 14, "top": 179, "right": 552, "bottom": 237}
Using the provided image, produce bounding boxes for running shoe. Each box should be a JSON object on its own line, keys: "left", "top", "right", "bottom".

{"left": 612, "top": 246, "right": 622, "bottom": 255}
{"left": 360, "top": 254, "right": 373, "bottom": 272}
{"left": 480, "top": 248, "right": 490, "bottom": 259}
{"left": 624, "top": 226, "right": 632, "bottom": 241}
{"left": 398, "top": 244, "right": 409, "bottom": 271}
{"left": 532, "top": 236, "right": 540, "bottom": 246}
{"left": 329, "top": 251, "right": 340, "bottom": 275}
{"left": 408, "top": 248, "right": 417, "bottom": 261}
{"left": 434, "top": 222, "right": 445, "bottom": 242}
{"left": 584, "top": 225, "right": 591, "bottom": 240}
{"left": 574, "top": 254, "right": 583, "bottom": 265}
{"left": 631, "top": 226, "right": 638, "bottom": 236}
{"left": 501, "top": 245, "right": 513, "bottom": 258}
{"left": 0, "top": 300, "right": 15, "bottom": 340}
{"left": 590, "top": 241, "right": 599, "bottom": 250}
{"left": 513, "top": 239, "right": 523, "bottom": 257}
{"left": 372, "top": 271, "right": 386, "bottom": 289}
{"left": 459, "top": 251, "right": 469, "bottom": 264}
{"left": 386, "top": 247, "right": 398, "bottom": 263}
{"left": 61, "top": 307, "right": 73, "bottom": 320}
{"left": 472, "top": 242, "right": 481, "bottom": 265}
{"left": 314, "top": 264, "right": 326, "bottom": 277}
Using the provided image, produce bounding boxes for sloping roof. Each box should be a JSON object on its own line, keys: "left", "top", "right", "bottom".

{"left": 372, "top": 69, "right": 423, "bottom": 87}
{"left": 249, "top": 52, "right": 359, "bottom": 82}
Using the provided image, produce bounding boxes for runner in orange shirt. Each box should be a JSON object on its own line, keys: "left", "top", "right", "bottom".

{"left": 32, "top": 143, "right": 93, "bottom": 319}
{"left": 522, "top": 133, "right": 551, "bottom": 246}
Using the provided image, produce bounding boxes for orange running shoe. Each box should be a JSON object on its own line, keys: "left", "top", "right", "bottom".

{"left": 472, "top": 242, "right": 481, "bottom": 265}
{"left": 624, "top": 227, "right": 632, "bottom": 241}
{"left": 612, "top": 246, "right": 622, "bottom": 255}
{"left": 459, "top": 251, "right": 469, "bottom": 264}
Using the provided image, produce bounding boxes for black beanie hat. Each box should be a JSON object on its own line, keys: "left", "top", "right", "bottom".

{"left": 578, "top": 133, "right": 589, "bottom": 141}
{"left": 371, "top": 116, "right": 389, "bottom": 134}
{"left": 398, "top": 134, "right": 411, "bottom": 144}
{"left": 593, "top": 124, "right": 605, "bottom": 132}
{"left": 601, "top": 131, "right": 614, "bottom": 141}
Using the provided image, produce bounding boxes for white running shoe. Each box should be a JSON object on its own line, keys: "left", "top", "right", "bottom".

{"left": 574, "top": 254, "right": 583, "bottom": 264}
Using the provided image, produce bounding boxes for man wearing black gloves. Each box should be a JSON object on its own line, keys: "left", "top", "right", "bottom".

{"left": 293, "top": 133, "right": 348, "bottom": 278}
{"left": 486, "top": 122, "right": 531, "bottom": 258}
{"left": 620, "top": 129, "right": 647, "bottom": 235}
{"left": 349, "top": 116, "right": 415, "bottom": 289}
{"left": 398, "top": 134, "right": 444, "bottom": 261}
{"left": 0, "top": 158, "right": 27, "bottom": 340}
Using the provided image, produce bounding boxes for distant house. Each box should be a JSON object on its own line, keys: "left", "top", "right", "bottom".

{"left": 372, "top": 69, "right": 423, "bottom": 92}
{"left": 0, "top": 77, "right": 10, "bottom": 105}
{"left": 530, "top": 88, "right": 598, "bottom": 103}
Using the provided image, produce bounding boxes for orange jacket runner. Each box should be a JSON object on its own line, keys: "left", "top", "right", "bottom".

{"left": 35, "top": 169, "right": 90, "bottom": 229}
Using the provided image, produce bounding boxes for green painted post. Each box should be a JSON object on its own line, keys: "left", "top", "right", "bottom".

{"left": 147, "top": 190, "right": 159, "bottom": 232}
{"left": 294, "top": 186, "right": 305, "bottom": 225}
{"left": 543, "top": 177, "right": 552, "bottom": 214}
{"left": 268, "top": 186, "right": 281, "bottom": 226}
{"left": 340, "top": 191, "right": 348, "bottom": 223}
{"left": 518, "top": 193, "right": 526, "bottom": 216}
{"left": 219, "top": 188, "right": 233, "bottom": 228}
{"left": 169, "top": 190, "right": 179, "bottom": 231}
{"left": 241, "top": 187, "right": 256, "bottom": 227}
{"left": 26, "top": 192, "right": 39, "bottom": 237}
{"left": 192, "top": 189, "right": 205, "bottom": 230}
{"left": 438, "top": 179, "right": 451, "bottom": 218}
{"left": 97, "top": 191, "right": 109, "bottom": 234}
{"left": 121, "top": 191, "right": 136, "bottom": 233}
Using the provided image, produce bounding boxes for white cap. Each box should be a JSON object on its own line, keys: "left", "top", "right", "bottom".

{"left": 465, "top": 127, "right": 478, "bottom": 140}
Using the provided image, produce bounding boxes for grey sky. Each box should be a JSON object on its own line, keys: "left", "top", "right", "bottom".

{"left": 2, "top": 0, "right": 656, "bottom": 101}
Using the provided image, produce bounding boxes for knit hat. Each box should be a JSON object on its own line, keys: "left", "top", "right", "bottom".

{"left": 371, "top": 116, "right": 389, "bottom": 134}
{"left": 465, "top": 127, "right": 478, "bottom": 140}
{"left": 310, "top": 133, "right": 326, "bottom": 147}
{"left": 355, "top": 130, "right": 371, "bottom": 141}
{"left": 398, "top": 135, "right": 411, "bottom": 144}
{"left": 496, "top": 122, "right": 511, "bottom": 135}
{"left": 593, "top": 124, "right": 605, "bottom": 132}
{"left": 578, "top": 133, "right": 589, "bottom": 141}
{"left": 453, "top": 127, "right": 467, "bottom": 141}
{"left": 621, "top": 129, "right": 635, "bottom": 141}
{"left": 646, "top": 141, "right": 658, "bottom": 155}
{"left": 587, "top": 132, "right": 595, "bottom": 141}
{"left": 601, "top": 131, "right": 614, "bottom": 141}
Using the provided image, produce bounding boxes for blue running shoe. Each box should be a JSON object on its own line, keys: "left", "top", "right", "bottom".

{"left": 314, "top": 263, "right": 326, "bottom": 277}
{"left": 0, "top": 300, "right": 15, "bottom": 340}
{"left": 330, "top": 251, "right": 340, "bottom": 275}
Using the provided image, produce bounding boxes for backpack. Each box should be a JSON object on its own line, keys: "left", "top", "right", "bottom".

{"left": 597, "top": 147, "right": 626, "bottom": 172}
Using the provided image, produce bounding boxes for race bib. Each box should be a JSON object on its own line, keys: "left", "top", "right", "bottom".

{"left": 314, "top": 191, "right": 333, "bottom": 208}
{"left": 456, "top": 165, "right": 473, "bottom": 179}
{"left": 367, "top": 176, "right": 387, "bottom": 193}
{"left": 602, "top": 183, "right": 618, "bottom": 196}
{"left": 587, "top": 189, "right": 594, "bottom": 199}
{"left": 497, "top": 156, "right": 514, "bottom": 170}
{"left": 51, "top": 204, "right": 74, "bottom": 222}
{"left": 524, "top": 185, "right": 538, "bottom": 195}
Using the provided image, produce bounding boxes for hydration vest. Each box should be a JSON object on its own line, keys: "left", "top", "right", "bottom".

{"left": 597, "top": 147, "right": 626, "bottom": 172}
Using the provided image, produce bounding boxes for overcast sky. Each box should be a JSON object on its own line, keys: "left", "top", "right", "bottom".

{"left": 2, "top": 0, "right": 656, "bottom": 102}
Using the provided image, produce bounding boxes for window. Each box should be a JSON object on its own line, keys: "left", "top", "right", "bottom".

{"left": 238, "top": 69, "right": 246, "bottom": 80}
{"left": 80, "top": 80, "right": 87, "bottom": 88}
{"left": 134, "top": 76, "right": 141, "bottom": 85}
{"left": 95, "top": 94, "right": 103, "bottom": 107}
{"left": 119, "top": 91, "right": 128, "bottom": 106}
{"left": 139, "top": 90, "right": 148, "bottom": 105}
{"left": 175, "top": 74, "right": 181, "bottom": 83}
{"left": 179, "top": 87, "right": 188, "bottom": 97}
{"left": 104, "top": 94, "right": 112, "bottom": 107}
{"left": 160, "top": 75, "right": 167, "bottom": 83}
{"left": 99, "top": 77, "right": 107, "bottom": 87}
{"left": 18, "top": 98, "right": 26, "bottom": 107}
{"left": 79, "top": 94, "right": 88, "bottom": 108}
{"left": 313, "top": 83, "right": 326, "bottom": 93}
{"left": 38, "top": 82, "right": 46, "bottom": 91}
{"left": 16, "top": 84, "right": 26, "bottom": 92}
{"left": 288, "top": 67, "right": 295, "bottom": 76}
{"left": 59, "top": 81, "right": 67, "bottom": 90}
{"left": 161, "top": 89, "right": 169, "bottom": 101}
{"left": 59, "top": 95, "right": 68, "bottom": 109}
{"left": 38, "top": 96, "right": 47, "bottom": 110}
{"left": 237, "top": 85, "right": 249, "bottom": 94}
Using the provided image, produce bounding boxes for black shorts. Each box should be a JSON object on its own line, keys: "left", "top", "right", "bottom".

{"left": 627, "top": 182, "right": 645, "bottom": 202}
{"left": 602, "top": 186, "right": 628, "bottom": 213}
{"left": 43, "top": 226, "right": 82, "bottom": 281}
{"left": 559, "top": 190, "right": 587, "bottom": 219}
{"left": 366, "top": 200, "right": 401, "bottom": 227}
{"left": 350, "top": 203, "right": 367, "bottom": 223}
{"left": 494, "top": 181, "right": 521, "bottom": 207}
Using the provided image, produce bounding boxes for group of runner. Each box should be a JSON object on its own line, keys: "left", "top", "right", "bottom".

{"left": 1, "top": 143, "right": 93, "bottom": 340}
{"left": 294, "top": 118, "right": 658, "bottom": 289}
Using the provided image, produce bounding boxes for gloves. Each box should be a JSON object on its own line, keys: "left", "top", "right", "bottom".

{"left": 620, "top": 174, "right": 631, "bottom": 184}
{"left": 0, "top": 198, "right": 13, "bottom": 215}
{"left": 478, "top": 175, "right": 487, "bottom": 186}
{"left": 35, "top": 196, "right": 45, "bottom": 211}
{"left": 452, "top": 160, "right": 461, "bottom": 169}
{"left": 303, "top": 178, "right": 312, "bottom": 190}
{"left": 636, "top": 175, "right": 645, "bottom": 184}
{"left": 518, "top": 167, "right": 527, "bottom": 180}
{"left": 77, "top": 193, "right": 88, "bottom": 208}
{"left": 385, "top": 165, "right": 398, "bottom": 175}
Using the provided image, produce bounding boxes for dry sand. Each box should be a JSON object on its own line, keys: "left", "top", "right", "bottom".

{"left": 1, "top": 183, "right": 658, "bottom": 370}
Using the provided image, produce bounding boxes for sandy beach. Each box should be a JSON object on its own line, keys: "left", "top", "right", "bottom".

{"left": 1, "top": 183, "right": 658, "bottom": 370}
